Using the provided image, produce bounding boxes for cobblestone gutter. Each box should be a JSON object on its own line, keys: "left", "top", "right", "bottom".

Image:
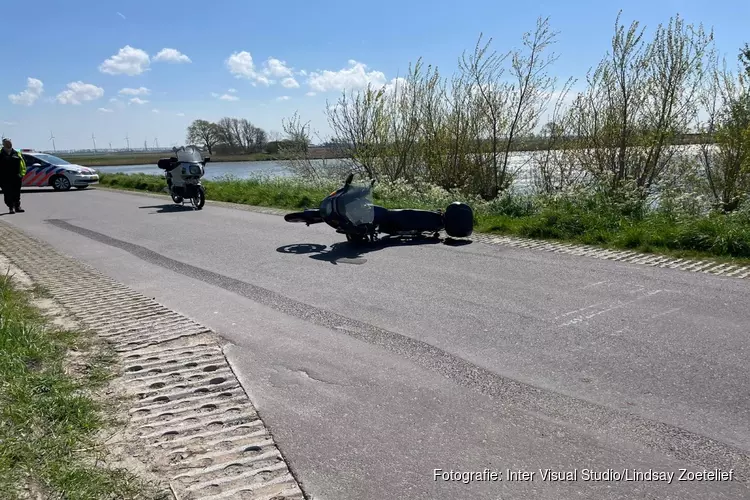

{"left": 0, "top": 220, "right": 306, "bottom": 500}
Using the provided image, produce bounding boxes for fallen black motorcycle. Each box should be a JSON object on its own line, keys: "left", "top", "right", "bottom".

{"left": 283, "top": 173, "right": 474, "bottom": 243}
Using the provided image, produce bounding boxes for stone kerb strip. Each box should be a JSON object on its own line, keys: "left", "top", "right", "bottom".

{"left": 0, "top": 221, "right": 305, "bottom": 500}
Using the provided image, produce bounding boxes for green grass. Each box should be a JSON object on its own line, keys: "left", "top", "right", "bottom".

{"left": 476, "top": 211, "right": 750, "bottom": 264}
{"left": 97, "top": 172, "right": 750, "bottom": 264}
{"left": 0, "top": 272, "right": 161, "bottom": 499}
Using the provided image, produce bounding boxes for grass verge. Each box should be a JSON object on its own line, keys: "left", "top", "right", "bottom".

{"left": 97, "top": 172, "right": 750, "bottom": 265}
{"left": 0, "top": 269, "right": 162, "bottom": 499}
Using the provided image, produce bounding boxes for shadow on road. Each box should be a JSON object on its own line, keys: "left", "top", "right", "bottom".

{"left": 277, "top": 236, "right": 471, "bottom": 265}
{"left": 138, "top": 204, "right": 201, "bottom": 214}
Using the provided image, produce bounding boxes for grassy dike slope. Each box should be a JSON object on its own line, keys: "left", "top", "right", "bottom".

{"left": 97, "top": 173, "right": 750, "bottom": 264}
{"left": 0, "top": 269, "right": 163, "bottom": 499}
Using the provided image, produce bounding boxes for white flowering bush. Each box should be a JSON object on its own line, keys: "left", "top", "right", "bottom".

{"left": 371, "top": 175, "right": 490, "bottom": 210}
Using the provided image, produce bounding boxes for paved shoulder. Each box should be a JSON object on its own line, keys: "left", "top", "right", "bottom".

{"left": 0, "top": 220, "right": 305, "bottom": 500}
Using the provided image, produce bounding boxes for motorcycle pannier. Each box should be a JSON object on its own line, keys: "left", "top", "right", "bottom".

{"left": 157, "top": 157, "right": 178, "bottom": 170}
{"left": 444, "top": 202, "right": 474, "bottom": 238}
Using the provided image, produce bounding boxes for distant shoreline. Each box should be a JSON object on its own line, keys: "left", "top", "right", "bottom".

{"left": 58, "top": 138, "right": 714, "bottom": 167}
{"left": 58, "top": 151, "right": 341, "bottom": 167}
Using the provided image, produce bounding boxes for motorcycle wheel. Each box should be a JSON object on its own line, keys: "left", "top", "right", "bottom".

{"left": 171, "top": 193, "right": 183, "bottom": 204}
{"left": 191, "top": 186, "right": 206, "bottom": 210}
{"left": 346, "top": 233, "right": 367, "bottom": 244}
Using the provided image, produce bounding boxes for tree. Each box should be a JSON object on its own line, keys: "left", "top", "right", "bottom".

{"left": 740, "top": 42, "right": 750, "bottom": 76}
{"left": 186, "top": 119, "right": 219, "bottom": 155}
{"left": 698, "top": 54, "right": 750, "bottom": 212}
{"left": 532, "top": 77, "right": 582, "bottom": 194}
{"left": 282, "top": 111, "right": 311, "bottom": 148}
{"left": 326, "top": 85, "right": 390, "bottom": 179}
{"left": 457, "top": 17, "right": 559, "bottom": 198}
{"left": 566, "top": 12, "right": 713, "bottom": 195}
{"left": 280, "top": 111, "right": 343, "bottom": 181}
{"left": 215, "top": 117, "right": 237, "bottom": 149}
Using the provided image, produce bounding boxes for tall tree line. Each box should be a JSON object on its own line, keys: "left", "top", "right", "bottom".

{"left": 186, "top": 118, "right": 270, "bottom": 155}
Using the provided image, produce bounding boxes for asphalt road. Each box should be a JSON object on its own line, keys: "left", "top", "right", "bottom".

{"left": 4, "top": 187, "right": 749, "bottom": 500}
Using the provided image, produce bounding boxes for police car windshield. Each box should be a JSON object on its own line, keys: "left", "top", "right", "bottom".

{"left": 32, "top": 153, "right": 71, "bottom": 165}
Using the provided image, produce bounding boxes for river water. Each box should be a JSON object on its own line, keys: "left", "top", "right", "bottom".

{"left": 93, "top": 145, "right": 707, "bottom": 195}
{"left": 93, "top": 160, "right": 295, "bottom": 180}
{"left": 92, "top": 157, "right": 538, "bottom": 192}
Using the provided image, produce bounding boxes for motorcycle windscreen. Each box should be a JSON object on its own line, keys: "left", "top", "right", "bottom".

{"left": 175, "top": 146, "right": 204, "bottom": 163}
{"left": 337, "top": 185, "right": 375, "bottom": 226}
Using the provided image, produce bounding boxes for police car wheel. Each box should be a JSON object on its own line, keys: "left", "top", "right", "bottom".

{"left": 51, "top": 175, "right": 72, "bottom": 191}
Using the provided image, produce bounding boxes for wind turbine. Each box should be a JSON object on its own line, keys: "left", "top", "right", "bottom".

{"left": 109, "top": 142, "right": 112, "bottom": 151}
{"left": 50, "top": 131, "right": 56, "bottom": 152}
{"left": 91, "top": 133, "right": 97, "bottom": 152}
{"left": 144, "top": 138, "right": 149, "bottom": 151}
{"left": 154, "top": 137, "right": 159, "bottom": 149}
{"left": 125, "top": 134, "right": 130, "bottom": 151}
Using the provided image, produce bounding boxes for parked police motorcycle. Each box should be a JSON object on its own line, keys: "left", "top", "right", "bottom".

{"left": 283, "top": 173, "right": 474, "bottom": 243}
{"left": 157, "top": 145, "right": 209, "bottom": 209}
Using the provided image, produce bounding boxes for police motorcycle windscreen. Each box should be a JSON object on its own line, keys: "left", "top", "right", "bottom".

{"left": 175, "top": 146, "right": 205, "bottom": 177}
{"left": 175, "top": 145, "right": 204, "bottom": 164}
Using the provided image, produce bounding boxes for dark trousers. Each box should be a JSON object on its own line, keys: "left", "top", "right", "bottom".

{"left": 0, "top": 176, "right": 22, "bottom": 209}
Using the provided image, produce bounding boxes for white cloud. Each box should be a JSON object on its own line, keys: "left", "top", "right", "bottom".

{"left": 307, "top": 60, "right": 386, "bottom": 92}
{"left": 228, "top": 88, "right": 237, "bottom": 93}
{"left": 152, "top": 109, "right": 160, "bottom": 113}
{"left": 8, "top": 77, "right": 44, "bottom": 106}
{"left": 298, "top": 69, "right": 308, "bottom": 76}
{"left": 129, "top": 97, "right": 149, "bottom": 105}
{"left": 99, "top": 45, "right": 150, "bottom": 76}
{"left": 117, "top": 12, "right": 126, "bottom": 19}
{"left": 109, "top": 97, "right": 119, "bottom": 103}
{"left": 305, "top": 91, "right": 317, "bottom": 97}
{"left": 98, "top": 107, "right": 114, "bottom": 113}
{"left": 212, "top": 92, "right": 239, "bottom": 101}
{"left": 176, "top": 112, "right": 185, "bottom": 117}
{"left": 264, "top": 57, "right": 293, "bottom": 78}
{"left": 56, "top": 81, "right": 105, "bottom": 105}
{"left": 383, "top": 77, "right": 409, "bottom": 94}
{"left": 226, "top": 52, "right": 299, "bottom": 87}
{"left": 281, "top": 77, "right": 300, "bottom": 89}
{"left": 119, "top": 87, "right": 151, "bottom": 96}
{"left": 226, "top": 51, "right": 270, "bottom": 86}
{"left": 3, "top": 121, "right": 16, "bottom": 125}
{"left": 226, "top": 51, "right": 254, "bottom": 77}
{"left": 276, "top": 96, "right": 290, "bottom": 101}
{"left": 255, "top": 75, "right": 272, "bottom": 86}
{"left": 153, "top": 48, "right": 191, "bottom": 64}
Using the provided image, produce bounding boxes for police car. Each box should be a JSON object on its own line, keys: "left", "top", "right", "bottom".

{"left": 20, "top": 150, "right": 99, "bottom": 191}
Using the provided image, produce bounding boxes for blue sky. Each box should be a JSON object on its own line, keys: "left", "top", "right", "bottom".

{"left": 1, "top": 0, "right": 748, "bottom": 151}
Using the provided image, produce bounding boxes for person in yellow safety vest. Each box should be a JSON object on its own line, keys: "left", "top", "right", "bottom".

{"left": 0, "top": 138, "right": 26, "bottom": 214}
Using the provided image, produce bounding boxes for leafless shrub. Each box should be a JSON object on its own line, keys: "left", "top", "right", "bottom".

{"left": 566, "top": 12, "right": 713, "bottom": 195}
{"left": 697, "top": 56, "right": 750, "bottom": 212}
